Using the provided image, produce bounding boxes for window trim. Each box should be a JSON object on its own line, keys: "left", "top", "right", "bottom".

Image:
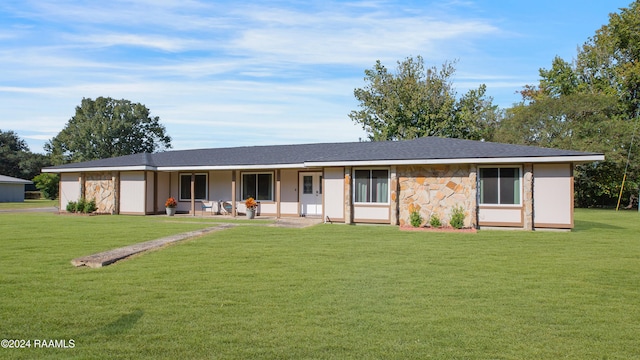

{"left": 178, "top": 173, "right": 208, "bottom": 202}
{"left": 241, "top": 172, "right": 274, "bottom": 202}
{"left": 352, "top": 168, "right": 390, "bottom": 204}
{"left": 478, "top": 166, "right": 522, "bottom": 206}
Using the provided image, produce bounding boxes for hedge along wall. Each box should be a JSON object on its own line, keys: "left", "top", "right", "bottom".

{"left": 397, "top": 164, "right": 477, "bottom": 228}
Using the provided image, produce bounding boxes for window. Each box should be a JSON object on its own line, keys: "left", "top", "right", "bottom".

{"left": 479, "top": 167, "right": 521, "bottom": 205}
{"left": 179, "top": 173, "right": 208, "bottom": 201}
{"left": 303, "top": 176, "right": 313, "bottom": 194}
{"left": 354, "top": 169, "right": 389, "bottom": 203}
{"left": 242, "top": 173, "right": 273, "bottom": 201}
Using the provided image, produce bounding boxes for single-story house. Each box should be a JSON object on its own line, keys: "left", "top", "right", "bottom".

{"left": 0, "top": 174, "right": 33, "bottom": 202}
{"left": 42, "top": 137, "right": 604, "bottom": 230}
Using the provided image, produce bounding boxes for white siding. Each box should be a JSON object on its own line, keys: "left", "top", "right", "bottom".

{"left": 324, "top": 167, "right": 344, "bottom": 221}
{"left": 478, "top": 207, "right": 522, "bottom": 225}
{"left": 210, "top": 171, "right": 232, "bottom": 202}
{"left": 146, "top": 171, "right": 154, "bottom": 213}
{"left": 120, "top": 171, "right": 146, "bottom": 214}
{"left": 157, "top": 172, "right": 170, "bottom": 211}
{"left": 353, "top": 205, "right": 390, "bottom": 222}
{"left": 534, "top": 163, "right": 573, "bottom": 228}
{"left": 60, "top": 173, "right": 81, "bottom": 211}
{"left": 280, "top": 169, "right": 299, "bottom": 215}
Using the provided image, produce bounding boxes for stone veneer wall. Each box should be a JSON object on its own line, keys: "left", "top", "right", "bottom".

{"left": 398, "top": 164, "right": 476, "bottom": 228}
{"left": 84, "top": 172, "right": 116, "bottom": 214}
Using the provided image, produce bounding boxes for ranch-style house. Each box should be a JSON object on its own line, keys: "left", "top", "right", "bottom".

{"left": 43, "top": 136, "right": 604, "bottom": 230}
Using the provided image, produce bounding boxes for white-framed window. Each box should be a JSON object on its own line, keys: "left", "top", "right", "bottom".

{"left": 179, "top": 173, "right": 208, "bottom": 201}
{"left": 354, "top": 169, "right": 389, "bottom": 203}
{"left": 242, "top": 172, "right": 274, "bottom": 201}
{"left": 479, "top": 166, "right": 521, "bottom": 205}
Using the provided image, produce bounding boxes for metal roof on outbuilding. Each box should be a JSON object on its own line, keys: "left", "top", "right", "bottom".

{"left": 0, "top": 175, "right": 33, "bottom": 184}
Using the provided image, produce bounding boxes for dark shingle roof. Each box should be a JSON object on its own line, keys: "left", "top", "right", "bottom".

{"left": 44, "top": 137, "right": 603, "bottom": 171}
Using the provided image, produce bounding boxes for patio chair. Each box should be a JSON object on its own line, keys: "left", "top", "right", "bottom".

{"left": 201, "top": 201, "right": 214, "bottom": 215}
{"left": 219, "top": 200, "right": 234, "bottom": 216}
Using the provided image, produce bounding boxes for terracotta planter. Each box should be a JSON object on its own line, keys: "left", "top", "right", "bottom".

{"left": 166, "top": 207, "right": 176, "bottom": 216}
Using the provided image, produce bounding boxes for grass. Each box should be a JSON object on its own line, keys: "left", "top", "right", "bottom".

{"left": 1, "top": 209, "right": 639, "bottom": 359}
{"left": 0, "top": 199, "right": 58, "bottom": 210}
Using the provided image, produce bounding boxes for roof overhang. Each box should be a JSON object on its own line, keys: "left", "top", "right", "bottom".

{"left": 304, "top": 155, "right": 605, "bottom": 167}
{"left": 42, "top": 165, "right": 156, "bottom": 173}
{"left": 41, "top": 155, "right": 604, "bottom": 173}
{"left": 157, "top": 163, "right": 305, "bottom": 171}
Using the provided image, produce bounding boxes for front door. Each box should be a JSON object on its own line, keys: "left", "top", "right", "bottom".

{"left": 299, "top": 172, "right": 322, "bottom": 216}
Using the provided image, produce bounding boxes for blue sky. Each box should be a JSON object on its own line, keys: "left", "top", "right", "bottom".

{"left": 0, "top": 0, "right": 632, "bottom": 153}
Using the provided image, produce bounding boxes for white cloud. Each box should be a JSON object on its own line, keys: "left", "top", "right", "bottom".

{"left": 1, "top": 0, "right": 552, "bottom": 154}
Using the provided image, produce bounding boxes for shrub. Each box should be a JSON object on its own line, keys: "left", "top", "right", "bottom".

{"left": 429, "top": 214, "right": 442, "bottom": 228}
{"left": 75, "top": 198, "right": 85, "bottom": 213}
{"left": 83, "top": 199, "right": 97, "bottom": 213}
{"left": 66, "top": 198, "right": 97, "bottom": 214}
{"left": 409, "top": 210, "right": 423, "bottom": 227}
{"left": 450, "top": 205, "right": 466, "bottom": 229}
{"left": 66, "top": 201, "right": 77, "bottom": 213}
{"left": 32, "top": 173, "right": 59, "bottom": 200}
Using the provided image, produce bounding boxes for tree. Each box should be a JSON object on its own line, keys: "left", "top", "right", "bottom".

{"left": 349, "top": 56, "right": 498, "bottom": 141}
{"left": 33, "top": 173, "right": 59, "bottom": 200}
{"left": 495, "top": 1, "right": 640, "bottom": 207}
{"left": 0, "top": 130, "right": 51, "bottom": 180}
{"left": 45, "top": 97, "right": 172, "bottom": 164}
{"left": 0, "top": 130, "right": 28, "bottom": 177}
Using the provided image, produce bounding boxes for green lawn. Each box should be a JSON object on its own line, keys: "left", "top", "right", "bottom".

{"left": 0, "top": 199, "right": 58, "bottom": 210}
{"left": 1, "top": 210, "right": 639, "bottom": 359}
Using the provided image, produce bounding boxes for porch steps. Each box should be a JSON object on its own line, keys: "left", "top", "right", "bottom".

{"left": 71, "top": 224, "right": 235, "bottom": 268}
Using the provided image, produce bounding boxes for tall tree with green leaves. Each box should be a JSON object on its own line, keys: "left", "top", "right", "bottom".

{"left": 0, "top": 129, "right": 51, "bottom": 180}
{"left": 349, "top": 56, "right": 498, "bottom": 141}
{"left": 45, "top": 97, "right": 172, "bottom": 165}
{"left": 496, "top": 1, "right": 640, "bottom": 207}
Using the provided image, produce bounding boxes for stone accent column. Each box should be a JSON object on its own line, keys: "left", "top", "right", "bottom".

{"left": 344, "top": 167, "right": 352, "bottom": 224}
{"left": 523, "top": 163, "right": 534, "bottom": 230}
{"left": 390, "top": 166, "right": 399, "bottom": 225}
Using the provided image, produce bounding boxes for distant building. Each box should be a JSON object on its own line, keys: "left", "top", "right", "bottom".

{"left": 0, "top": 175, "right": 32, "bottom": 202}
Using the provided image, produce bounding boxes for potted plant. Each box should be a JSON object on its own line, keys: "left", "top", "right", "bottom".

{"left": 245, "top": 197, "right": 257, "bottom": 219}
{"left": 165, "top": 197, "right": 177, "bottom": 216}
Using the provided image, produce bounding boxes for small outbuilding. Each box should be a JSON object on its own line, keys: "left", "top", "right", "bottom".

{"left": 0, "top": 174, "right": 32, "bottom": 203}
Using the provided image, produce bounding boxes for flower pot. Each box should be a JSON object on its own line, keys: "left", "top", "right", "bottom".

{"left": 166, "top": 207, "right": 176, "bottom": 216}
{"left": 246, "top": 208, "right": 256, "bottom": 219}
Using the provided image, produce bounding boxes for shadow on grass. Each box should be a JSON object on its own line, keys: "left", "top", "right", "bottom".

{"left": 80, "top": 309, "right": 144, "bottom": 337}
{"left": 573, "top": 220, "right": 625, "bottom": 231}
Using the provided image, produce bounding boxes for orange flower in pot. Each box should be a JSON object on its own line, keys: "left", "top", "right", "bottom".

{"left": 165, "top": 197, "right": 177, "bottom": 216}
{"left": 245, "top": 197, "right": 257, "bottom": 219}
